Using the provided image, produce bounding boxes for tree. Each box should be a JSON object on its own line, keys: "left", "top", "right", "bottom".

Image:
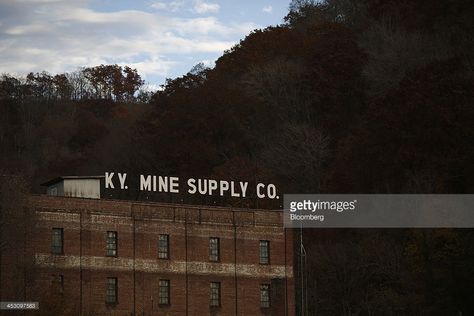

{"left": 83, "top": 64, "right": 144, "bottom": 101}
{"left": 0, "top": 176, "right": 35, "bottom": 303}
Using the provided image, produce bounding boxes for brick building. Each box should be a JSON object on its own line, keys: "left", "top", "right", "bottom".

{"left": 0, "top": 177, "right": 294, "bottom": 315}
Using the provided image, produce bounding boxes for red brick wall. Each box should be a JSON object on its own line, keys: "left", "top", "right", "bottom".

{"left": 1, "top": 195, "right": 294, "bottom": 315}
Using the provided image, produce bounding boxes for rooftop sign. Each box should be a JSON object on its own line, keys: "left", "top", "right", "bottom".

{"left": 105, "top": 172, "right": 280, "bottom": 200}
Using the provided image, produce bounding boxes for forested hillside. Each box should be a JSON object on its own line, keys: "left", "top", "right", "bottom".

{"left": 1, "top": 0, "right": 473, "bottom": 314}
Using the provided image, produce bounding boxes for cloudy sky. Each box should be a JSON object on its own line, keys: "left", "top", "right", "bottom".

{"left": 0, "top": 0, "right": 290, "bottom": 88}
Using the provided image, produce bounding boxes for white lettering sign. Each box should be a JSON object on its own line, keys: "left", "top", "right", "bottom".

{"left": 105, "top": 172, "right": 280, "bottom": 200}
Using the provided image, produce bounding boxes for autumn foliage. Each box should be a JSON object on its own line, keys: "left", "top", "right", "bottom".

{"left": 1, "top": 0, "right": 473, "bottom": 314}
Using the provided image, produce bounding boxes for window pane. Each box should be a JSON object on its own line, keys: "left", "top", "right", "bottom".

{"left": 52, "top": 228, "right": 63, "bottom": 254}
{"left": 159, "top": 279, "right": 170, "bottom": 305}
{"left": 260, "top": 240, "right": 269, "bottom": 264}
{"left": 209, "top": 237, "right": 219, "bottom": 261}
{"left": 106, "top": 277, "right": 117, "bottom": 304}
{"left": 210, "top": 282, "right": 220, "bottom": 307}
{"left": 158, "top": 234, "right": 169, "bottom": 259}
{"left": 106, "top": 231, "right": 117, "bottom": 256}
{"left": 260, "top": 284, "right": 270, "bottom": 308}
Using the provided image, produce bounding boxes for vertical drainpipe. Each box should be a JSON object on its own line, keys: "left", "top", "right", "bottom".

{"left": 80, "top": 209, "right": 83, "bottom": 315}
{"left": 233, "top": 211, "right": 238, "bottom": 316}
{"left": 142, "top": 270, "right": 145, "bottom": 315}
{"left": 185, "top": 208, "right": 188, "bottom": 316}
{"left": 284, "top": 227, "right": 288, "bottom": 316}
{"left": 133, "top": 207, "right": 136, "bottom": 316}
{"left": 22, "top": 206, "right": 27, "bottom": 316}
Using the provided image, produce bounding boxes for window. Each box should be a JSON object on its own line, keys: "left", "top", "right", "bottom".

{"left": 158, "top": 234, "right": 169, "bottom": 259}
{"left": 260, "top": 284, "right": 270, "bottom": 308}
{"left": 159, "top": 279, "right": 170, "bottom": 305}
{"left": 51, "top": 274, "right": 64, "bottom": 295}
{"left": 209, "top": 237, "right": 220, "bottom": 261}
{"left": 52, "top": 228, "right": 64, "bottom": 254}
{"left": 106, "top": 277, "right": 118, "bottom": 304}
{"left": 106, "top": 231, "right": 117, "bottom": 256}
{"left": 260, "top": 240, "right": 270, "bottom": 264}
{"left": 210, "top": 282, "right": 221, "bottom": 307}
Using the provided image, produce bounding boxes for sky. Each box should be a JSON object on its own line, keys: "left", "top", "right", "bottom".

{"left": 0, "top": 0, "right": 291, "bottom": 89}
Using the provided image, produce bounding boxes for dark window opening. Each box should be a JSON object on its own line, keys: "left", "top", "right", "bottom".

{"left": 159, "top": 279, "right": 170, "bottom": 305}
{"left": 210, "top": 282, "right": 221, "bottom": 307}
{"left": 158, "top": 234, "right": 169, "bottom": 259}
{"left": 106, "top": 277, "right": 118, "bottom": 304}
{"left": 51, "top": 228, "right": 64, "bottom": 254}
{"left": 209, "top": 237, "right": 220, "bottom": 261}
{"left": 260, "top": 240, "right": 270, "bottom": 264}
{"left": 260, "top": 284, "right": 271, "bottom": 308}
{"left": 51, "top": 274, "right": 64, "bottom": 295}
{"left": 106, "top": 231, "right": 118, "bottom": 257}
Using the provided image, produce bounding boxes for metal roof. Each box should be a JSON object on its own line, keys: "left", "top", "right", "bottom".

{"left": 41, "top": 175, "right": 105, "bottom": 186}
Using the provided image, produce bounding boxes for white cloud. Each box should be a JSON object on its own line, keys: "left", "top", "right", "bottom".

{"left": 5, "top": 23, "right": 51, "bottom": 35}
{"left": 142, "top": 83, "right": 163, "bottom": 92}
{"left": 194, "top": 1, "right": 220, "bottom": 14}
{"left": 200, "top": 59, "right": 216, "bottom": 68}
{"left": 151, "top": 2, "right": 167, "bottom": 10}
{"left": 262, "top": 5, "right": 273, "bottom": 14}
{"left": 13, "top": 0, "right": 64, "bottom": 3}
{"left": 169, "top": 0, "right": 185, "bottom": 12}
{"left": 119, "top": 57, "right": 176, "bottom": 78}
{"left": 151, "top": 0, "right": 185, "bottom": 12}
{"left": 0, "top": 0, "right": 261, "bottom": 83}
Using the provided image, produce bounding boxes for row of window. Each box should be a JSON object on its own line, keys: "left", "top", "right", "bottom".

{"left": 52, "top": 228, "right": 271, "bottom": 264}
{"left": 52, "top": 275, "right": 271, "bottom": 308}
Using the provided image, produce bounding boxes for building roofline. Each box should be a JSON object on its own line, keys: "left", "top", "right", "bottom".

{"left": 30, "top": 194, "right": 283, "bottom": 213}
{"left": 41, "top": 175, "right": 105, "bottom": 186}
